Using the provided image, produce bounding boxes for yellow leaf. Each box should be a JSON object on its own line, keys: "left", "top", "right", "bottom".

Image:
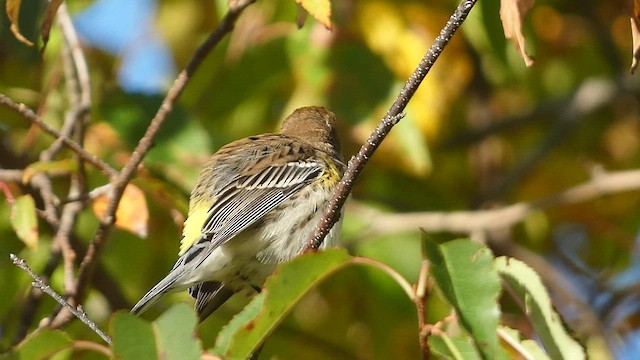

{"left": 5, "top": 0, "right": 35, "bottom": 46}
{"left": 500, "top": 0, "right": 535, "bottom": 67}
{"left": 93, "top": 184, "right": 149, "bottom": 238}
{"left": 295, "top": 0, "right": 332, "bottom": 30}
{"left": 11, "top": 195, "right": 38, "bottom": 249}
{"left": 628, "top": 0, "right": 640, "bottom": 73}
{"left": 22, "top": 159, "right": 78, "bottom": 184}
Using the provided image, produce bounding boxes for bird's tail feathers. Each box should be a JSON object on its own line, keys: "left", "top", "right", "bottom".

{"left": 131, "top": 269, "right": 186, "bottom": 315}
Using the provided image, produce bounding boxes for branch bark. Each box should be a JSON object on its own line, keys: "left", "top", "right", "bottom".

{"left": 304, "top": 0, "right": 479, "bottom": 251}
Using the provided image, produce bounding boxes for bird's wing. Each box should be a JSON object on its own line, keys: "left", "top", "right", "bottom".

{"left": 179, "top": 159, "right": 324, "bottom": 269}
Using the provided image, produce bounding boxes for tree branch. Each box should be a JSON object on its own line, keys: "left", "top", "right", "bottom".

{"left": 304, "top": 0, "right": 479, "bottom": 251}
{"left": 0, "top": 95, "right": 117, "bottom": 178}
{"left": 349, "top": 168, "right": 640, "bottom": 236}
{"left": 10, "top": 254, "right": 112, "bottom": 345}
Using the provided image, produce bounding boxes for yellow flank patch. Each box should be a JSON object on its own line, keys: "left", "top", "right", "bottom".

{"left": 320, "top": 154, "right": 342, "bottom": 187}
{"left": 179, "top": 201, "right": 210, "bottom": 255}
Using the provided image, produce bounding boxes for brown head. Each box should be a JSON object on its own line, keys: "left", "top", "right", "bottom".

{"left": 279, "top": 106, "right": 341, "bottom": 156}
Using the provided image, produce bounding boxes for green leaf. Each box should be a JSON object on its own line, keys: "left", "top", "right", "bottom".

{"left": 10, "top": 194, "right": 38, "bottom": 249}
{"left": 10, "top": 328, "right": 71, "bottom": 359}
{"left": 498, "top": 326, "right": 550, "bottom": 360}
{"left": 112, "top": 305, "right": 202, "bottom": 360}
{"left": 423, "top": 238, "right": 507, "bottom": 360}
{"left": 153, "top": 303, "right": 202, "bottom": 360}
{"left": 429, "top": 334, "right": 481, "bottom": 360}
{"left": 111, "top": 312, "right": 158, "bottom": 359}
{"left": 494, "top": 257, "right": 585, "bottom": 360}
{"left": 212, "top": 248, "right": 352, "bottom": 359}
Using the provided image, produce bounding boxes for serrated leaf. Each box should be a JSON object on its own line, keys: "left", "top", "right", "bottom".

{"left": 11, "top": 328, "right": 72, "bottom": 358}
{"left": 5, "top": 0, "right": 34, "bottom": 46}
{"left": 212, "top": 248, "right": 352, "bottom": 358}
{"left": 111, "top": 312, "right": 158, "bottom": 359}
{"left": 295, "top": 0, "right": 332, "bottom": 30}
{"left": 10, "top": 194, "right": 38, "bottom": 249}
{"left": 494, "top": 257, "right": 585, "bottom": 360}
{"left": 22, "top": 159, "right": 78, "bottom": 183}
{"left": 153, "top": 303, "right": 202, "bottom": 360}
{"left": 424, "top": 238, "right": 507, "bottom": 360}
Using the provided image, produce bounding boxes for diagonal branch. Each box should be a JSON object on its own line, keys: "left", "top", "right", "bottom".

{"left": 10, "top": 254, "right": 112, "bottom": 345}
{"left": 304, "top": 0, "right": 479, "bottom": 251}
{"left": 0, "top": 95, "right": 117, "bottom": 178}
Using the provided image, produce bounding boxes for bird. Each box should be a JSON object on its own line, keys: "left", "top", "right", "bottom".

{"left": 131, "top": 106, "right": 345, "bottom": 321}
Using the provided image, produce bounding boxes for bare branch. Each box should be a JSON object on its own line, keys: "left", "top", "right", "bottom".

{"left": 349, "top": 168, "right": 640, "bottom": 236}
{"left": 304, "top": 0, "right": 479, "bottom": 251}
{"left": 10, "top": 254, "right": 112, "bottom": 345}
{"left": 0, "top": 95, "right": 117, "bottom": 178}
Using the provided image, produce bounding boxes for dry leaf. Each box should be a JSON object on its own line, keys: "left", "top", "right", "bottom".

{"left": 500, "top": 0, "right": 535, "bottom": 67}
{"left": 93, "top": 184, "right": 149, "bottom": 238}
{"left": 295, "top": 0, "right": 332, "bottom": 30}
{"left": 41, "top": 0, "right": 63, "bottom": 50}
{"left": 5, "top": 0, "right": 34, "bottom": 46}
{"left": 628, "top": 0, "right": 640, "bottom": 73}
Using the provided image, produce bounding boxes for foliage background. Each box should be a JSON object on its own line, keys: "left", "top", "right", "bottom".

{"left": 1, "top": 0, "right": 639, "bottom": 358}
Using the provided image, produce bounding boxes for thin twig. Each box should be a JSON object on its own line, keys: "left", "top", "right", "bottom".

{"left": 304, "top": 0, "right": 478, "bottom": 251}
{"left": 415, "top": 259, "right": 430, "bottom": 360}
{"left": 10, "top": 254, "right": 112, "bottom": 345}
{"left": 0, "top": 95, "right": 117, "bottom": 178}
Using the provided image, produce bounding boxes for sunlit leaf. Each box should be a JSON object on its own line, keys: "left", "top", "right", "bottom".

{"left": 6, "top": 0, "right": 34, "bottom": 46}
{"left": 628, "top": 0, "right": 640, "bottom": 73}
{"left": 92, "top": 184, "right": 149, "bottom": 238}
{"left": 494, "top": 257, "right": 585, "bottom": 360}
{"left": 424, "top": 238, "right": 508, "bottom": 360}
{"left": 212, "top": 249, "right": 352, "bottom": 358}
{"left": 10, "top": 194, "right": 38, "bottom": 249}
{"left": 499, "top": 0, "right": 535, "bottom": 67}
{"left": 295, "top": 0, "right": 332, "bottom": 30}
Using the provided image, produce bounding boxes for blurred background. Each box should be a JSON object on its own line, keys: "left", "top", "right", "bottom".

{"left": 1, "top": 0, "right": 639, "bottom": 358}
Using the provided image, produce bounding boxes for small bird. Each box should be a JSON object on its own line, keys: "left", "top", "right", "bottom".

{"left": 131, "top": 106, "right": 344, "bottom": 321}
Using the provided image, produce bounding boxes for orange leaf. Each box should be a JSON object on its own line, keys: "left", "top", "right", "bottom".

{"left": 499, "top": 0, "right": 535, "bottom": 67}
{"left": 93, "top": 184, "right": 149, "bottom": 238}
{"left": 295, "top": 0, "right": 332, "bottom": 30}
{"left": 5, "top": 0, "right": 35, "bottom": 46}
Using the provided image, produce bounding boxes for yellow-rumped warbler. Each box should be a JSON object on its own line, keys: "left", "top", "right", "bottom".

{"left": 132, "top": 106, "right": 344, "bottom": 321}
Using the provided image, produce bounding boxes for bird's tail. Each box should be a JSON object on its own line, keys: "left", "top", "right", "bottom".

{"left": 190, "top": 281, "right": 235, "bottom": 322}
{"left": 131, "top": 269, "right": 186, "bottom": 315}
